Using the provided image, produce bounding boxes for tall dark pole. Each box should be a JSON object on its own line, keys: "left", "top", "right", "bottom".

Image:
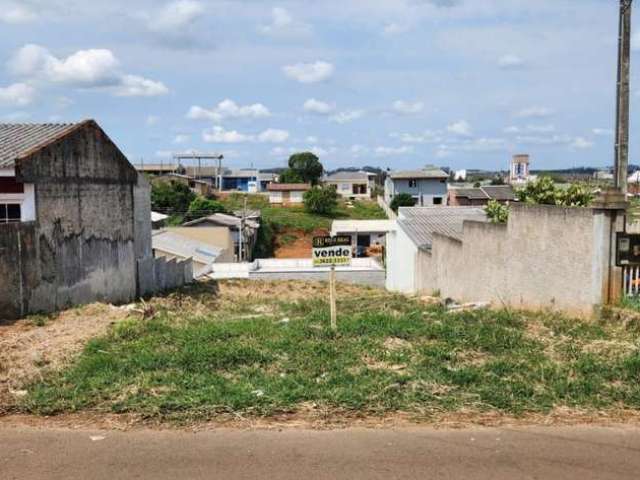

{"left": 615, "top": 0, "right": 633, "bottom": 194}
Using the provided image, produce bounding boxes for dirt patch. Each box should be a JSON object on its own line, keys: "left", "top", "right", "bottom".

{"left": 275, "top": 228, "right": 329, "bottom": 258}
{"left": 0, "top": 303, "right": 129, "bottom": 411}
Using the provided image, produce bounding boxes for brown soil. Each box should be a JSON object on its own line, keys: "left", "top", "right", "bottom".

{"left": 0, "top": 303, "right": 129, "bottom": 412}
{"left": 275, "top": 228, "right": 329, "bottom": 258}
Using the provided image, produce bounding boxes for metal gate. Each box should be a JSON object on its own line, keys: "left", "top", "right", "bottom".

{"left": 623, "top": 266, "right": 640, "bottom": 296}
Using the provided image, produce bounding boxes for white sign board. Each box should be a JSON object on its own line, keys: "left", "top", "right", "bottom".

{"left": 312, "top": 236, "right": 352, "bottom": 267}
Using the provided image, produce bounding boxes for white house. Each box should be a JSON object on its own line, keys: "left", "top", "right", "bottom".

{"left": 331, "top": 219, "right": 394, "bottom": 257}
{"left": 385, "top": 207, "right": 487, "bottom": 294}
{"left": 267, "top": 183, "right": 311, "bottom": 205}
{"left": 323, "top": 171, "right": 376, "bottom": 199}
{"left": 384, "top": 167, "right": 449, "bottom": 207}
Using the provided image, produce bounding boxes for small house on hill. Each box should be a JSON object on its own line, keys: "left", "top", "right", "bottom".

{"left": 323, "top": 171, "right": 376, "bottom": 199}
{"left": 267, "top": 183, "right": 311, "bottom": 205}
{"left": 384, "top": 166, "right": 449, "bottom": 207}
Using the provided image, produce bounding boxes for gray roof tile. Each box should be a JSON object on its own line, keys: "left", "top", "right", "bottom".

{"left": 397, "top": 207, "right": 487, "bottom": 250}
{"left": 389, "top": 168, "right": 449, "bottom": 180}
{"left": 0, "top": 122, "right": 82, "bottom": 168}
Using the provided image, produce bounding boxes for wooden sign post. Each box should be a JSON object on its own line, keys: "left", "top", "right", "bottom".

{"left": 312, "top": 236, "right": 352, "bottom": 332}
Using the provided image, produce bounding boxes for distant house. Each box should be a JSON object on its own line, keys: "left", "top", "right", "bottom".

{"left": 135, "top": 163, "right": 182, "bottom": 176}
{"left": 323, "top": 171, "right": 376, "bottom": 199}
{"left": 267, "top": 183, "right": 311, "bottom": 205}
{"left": 385, "top": 207, "right": 487, "bottom": 294}
{"left": 222, "top": 169, "right": 260, "bottom": 193}
{"left": 150, "top": 173, "right": 213, "bottom": 197}
{"left": 182, "top": 213, "right": 260, "bottom": 261}
{"left": 449, "top": 185, "right": 516, "bottom": 206}
{"left": 331, "top": 219, "right": 394, "bottom": 258}
{"left": 0, "top": 120, "right": 190, "bottom": 320}
{"left": 151, "top": 211, "right": 169, "bottom": 229}
{"left": 384, "top": 166, "right": 449, "bottom": 207}
{"left": 258, "top": 172, "right": 279, "bottom": 191}
{"left": 152, "top": 227, "right": 234, "bottom": 276}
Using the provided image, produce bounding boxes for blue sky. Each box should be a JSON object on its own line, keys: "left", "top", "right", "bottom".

{"left": 0, "top": 0, "right": 636, "bottom": 171}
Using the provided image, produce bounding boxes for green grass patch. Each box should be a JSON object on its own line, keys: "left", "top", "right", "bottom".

{"left": 22, "top": 282, "right": 640, "bottom": 422}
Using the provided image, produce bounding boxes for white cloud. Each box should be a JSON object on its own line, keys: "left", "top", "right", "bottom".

{"left": 392, "top": 100, "right": 424, "bottom": 115}
{"left": 146, "top": 115, "right": 160, "bottom": 126}
{"left": 114, "top": 75, "right": 169, "bottom": 97}
{"left": 187, "top": 99, "right": 271, "bottom": 122}
{"left": 303, "top": 98, "right": 335, "bottom": 114}
{"left": 283, "top": 61, "right": 334, "bottom": 83}
{"left": 330, "top": 110, "right": 364, "bottom": 124}
{"left": 515, "top": 106, "right": 554, "bottom": 118}
{"left": 570, "top": 137, "right": 594, "bottom": 150}
{"left": 391, "top": 130, "right": 441, "bottom": 144}
{"left": 447, "top": 120, "right": 472, "bottom": 136}
{"left": 202, "top": 126, "right": 289, "bottom": 144}
{"left": 257, "top": 128, "right": 290, "bottom": 143}
{"left": 203, "top": 126, "right": 253, "bottom": 143}
{"left": 0, "top": 3, "right": 37, "bottom": 24}
{"left": 498, "top": 54, "right": 525, "bottom": 69}
{"left": 306, "top": 136, "right": 318, "bottom": 143}
{"left": 9, "top": 44, "right": 167, "bottom": 97}
{"left": 351, "top": 145, "right": 368, "bottom": 156}
{"left": 374, "top": 146, "right": 414, "bottom": 157}
{"left": 592, "top": 128, "right": 613, "bottom": 136}
{"left": 383, "top": 23, "right": 410, "bottom": 35}
{"left": 0, "top": 83, "right": 36, "bottom": 107}
{"left": 173, "top": 134, "right": 191, "bottom": 144}
{"left": 148, "top": 0, "right": 205, "bottom": 32}
{"left": 503, "top": 126, "right": 520, "bottom": 133}
{"left": 260, "top": 7, "right": 311, "bottom": 36}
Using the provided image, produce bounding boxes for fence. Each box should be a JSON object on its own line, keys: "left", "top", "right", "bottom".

{"left": 377, "top": 196, "right": 396, "bottom": 219}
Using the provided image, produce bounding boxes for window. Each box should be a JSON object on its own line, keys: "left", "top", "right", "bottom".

{"left": 0, "top": 203, "right": 21, "bottom": 223}
{"left": 433, "top": 197, "right": 443, "bottom": 205}
{"left": 408, "top": 179, "right": 418, "bottom": 188}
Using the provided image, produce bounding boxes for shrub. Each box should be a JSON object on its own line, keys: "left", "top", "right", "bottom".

{"left": 485, "top": 200, "right": 509, "bottom": 224}
{"left": 390, "top": 193, "right": 416, "bottom": 212}
{"left": 151, "top": 181, "right": 196, "bottom": 216}
{"left": 186, "top": 196, "right": 226, "bottom": 221}
{"left": 303, "top": 186, "right": 339, "bottom": 215}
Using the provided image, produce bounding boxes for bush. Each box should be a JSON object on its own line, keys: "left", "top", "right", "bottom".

{"left": 303, "top": 186, "right": 338, "bottom": 215}
{"left": 151, "top": 181, "right": 196, "bottom": 216}
{"left": 390, "top": 193, "right": 416, "bottom": 212}
{"left": 485, "top": 200, "right": 509, "bottom": 224}
{"left": 186, "top": 196, "right": 226, "bottom": 221}
{"left": 516, "top": 177, "right": 594, "bottom": 207}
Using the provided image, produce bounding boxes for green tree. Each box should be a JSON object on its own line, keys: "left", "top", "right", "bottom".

{"left": 557, "top": 183, "right": 594, "bottom": 207}
{"left": 186, "top": 196, "right": 226, "bottom": 221}
{"left": 288, "top": 152, "right": 324, "bottom": 185}
{"left": 485, "top": 200, "right": 509, "bottom": 223}
{"left": 151, "top": 181, "right": 196, "bottom": 215}
{"left": 390, "top": 193, "right": 416, "bottom": 212}
{"left": 279, "top": 168, "right": 304, "bottom": 184}
{"left": 516, "top": 176, "right": 559, "bottom": 205}
{"left": 303, "top": 185, "right": 338, "bottom": 215}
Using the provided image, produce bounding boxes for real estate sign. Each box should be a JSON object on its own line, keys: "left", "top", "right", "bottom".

{"left": 312, "top": 236, "right": 352, "bottom": 267}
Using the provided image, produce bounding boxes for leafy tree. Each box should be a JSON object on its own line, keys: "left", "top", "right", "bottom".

{"left": 186, "top": 196, "right": 226, "bottom": 221}
{"left": 390, "top": 193, "right": 416, "bottom": 212}
{"left": 151, "top": 181, "right": 196, "bottom": 215}
{"left": 279, "top": 168, "right": 304, "bottom": 184}
{"left": 516, "top": 176, "right": 559, "bottom": 205}
{"left": 490, "top": 176, "right": 506, "bottom": 185}
{"left": 485, "top": 200, "right": 509, "bottom": 223}
{"left": 288, "top": 152, "right": 324, "bottom": 185}
{"left": 303, "top": 185, "right": 338, "bottom": 215}
{"left": 516, "top": 177, "right": 594, "bottom": 207}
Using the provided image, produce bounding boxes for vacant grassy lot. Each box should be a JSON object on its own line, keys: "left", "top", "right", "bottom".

{"left": 20, "top": 280, "right": 640, "bottom": 424}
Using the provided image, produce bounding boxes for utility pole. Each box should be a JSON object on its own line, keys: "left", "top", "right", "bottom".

{"left": 614, "top": 0, "right": 633, "bottom": 195}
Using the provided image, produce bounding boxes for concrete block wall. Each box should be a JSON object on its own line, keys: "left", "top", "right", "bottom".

{"left": 416, "top": 204, "right": 614, "bottom": 317}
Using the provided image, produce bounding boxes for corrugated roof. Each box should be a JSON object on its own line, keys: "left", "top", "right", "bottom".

{"left": 152, "top": 230, "right": 223, "bottom": 265}
{"left": 267, "top": 183, "right": 311, "bottom": 191}
{"left": 453, "top": 187, "right": 489, "bottom": 200}
{"left": 481, "top": 185, "right": 516, "bottom": 201}
{"left": 397, "top": 207, "right": 487, "bottom": 250}
{"left": 325, "top": 171, "right": 373, "bottom": 181}
{"left": 182, "top": 213, "right": 259, "bottom": 230}
{"left": 0, "top": 122, "right": 83, "bottom": 168}
{"left": 389, "top": 168, "right": 449, "bottom": 180}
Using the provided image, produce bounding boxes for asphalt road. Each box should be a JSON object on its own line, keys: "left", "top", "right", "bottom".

{"left": 1, "top": 425, "right": 640, "bottom": 479}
